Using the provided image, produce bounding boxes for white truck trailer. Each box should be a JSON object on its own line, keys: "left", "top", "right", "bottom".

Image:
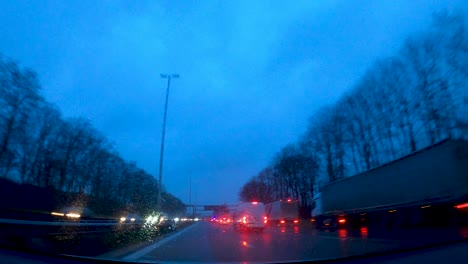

{"left": 265, "top": 199, "right": 300, "bottom": 225}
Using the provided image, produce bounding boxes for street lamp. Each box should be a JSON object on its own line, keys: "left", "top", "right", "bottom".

{"left": 157, "top": 73, "right": 179, "bottom": 211}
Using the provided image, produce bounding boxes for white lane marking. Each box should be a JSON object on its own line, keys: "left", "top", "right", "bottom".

{"left": 123, "top": 222, "right": 200, "bottom": 261}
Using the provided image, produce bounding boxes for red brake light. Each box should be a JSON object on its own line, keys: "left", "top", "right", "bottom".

{"left": 287, "top": 198, "right": 292, "bottom": 202}
{"left": 252, "top": 202, "right": 258, "bottom": 205}
{"left": 360, "top": 227, "right": 368, "bottom": 236}
{"left": 293, "top": 219, "right": 299, "bottom": 224}
{"left": 242, "top": 216, "right": 247, "bottom": 224}
{"left": 280, "top": 220, "right": 285, "bottom": 224}
{"left": 338, "top": 218, "right": 346, "bottom": 224}
{"left": 455, "top": 203, "right": 468, "bottom": 209}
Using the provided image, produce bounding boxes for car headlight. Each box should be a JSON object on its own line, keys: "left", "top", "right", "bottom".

{"left": 66, "top": 213, "right": 81, "bottom": 218}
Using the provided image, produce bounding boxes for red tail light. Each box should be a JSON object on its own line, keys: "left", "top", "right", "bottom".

{"left": 455, "top": 203, "right": 468, "bottom": 209}
{"left": 280, "top": 220, "right": 285, "bottom": 224}
{"left": 293, "top": 219, "right": 299, "bottom": 224}
{"left": 360, "top": 227, "right": 368, "bottom": 237}
{"left": 338, "top": 218, "right": 346, "bottom": 224}
{"left": 242, "top": 216, "right": 247, "bottom": 224}
{"left": 264, "top": 216, "right": 268, "bottom": 223}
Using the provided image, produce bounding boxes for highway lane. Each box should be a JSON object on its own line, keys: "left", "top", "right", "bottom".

{"left": 0, "top": 221, "right": 466, "bottom": 263}
{"left": 119, "top": 221, "right": 468, "bottom": 263}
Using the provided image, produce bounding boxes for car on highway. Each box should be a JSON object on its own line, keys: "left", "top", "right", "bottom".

{"left": 217, "top": 215, "right": 232, "bottom": 224}
{"left": 119, "top": 213, "right": 142, "bottom": 223}
{"left": 233, "top": 202, "right": 267, "bottom": 232}
{"left": 144, "top": 212, "right": 177, "bottom": 232}
{"left": 51, "top": 207, "right": 95, "bottom": 220}
{"left": 157, "top": 218, "right": 177, "bottom": 232}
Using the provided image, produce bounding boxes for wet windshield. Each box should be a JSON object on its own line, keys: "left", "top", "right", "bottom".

{"left": 0, "top": 1, "right": 467, "bottom": 263}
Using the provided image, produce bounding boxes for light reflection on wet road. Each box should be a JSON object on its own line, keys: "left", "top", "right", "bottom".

{"left": 119, "top": 221, "right": 466, "bottom": 263}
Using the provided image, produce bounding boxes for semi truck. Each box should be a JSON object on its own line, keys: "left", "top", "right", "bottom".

{"left": 265, "top": 199, "right": 300, "bottom": 225}
{"left": 312, "top": 139, "right": 468, "bottom": 229}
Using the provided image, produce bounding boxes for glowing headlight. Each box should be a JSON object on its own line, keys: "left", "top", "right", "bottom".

{"left": 66, "top": 213, "right": 81, "bottom": 218}
{"left": 174, "top": 217, "right": 180, "bottom": 222}
{"left": 120, "top": 217, "right": 127, "bottom": 222}
{"left": 51, "top": 212, "right": 65, "bottom": 217}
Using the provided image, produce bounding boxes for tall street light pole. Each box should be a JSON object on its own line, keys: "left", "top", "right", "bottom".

{"left": 157, "top": 73, "right": 179, "bottom": 212}
{"left": 189, "top": 174, "right": 192, "bottom": 216}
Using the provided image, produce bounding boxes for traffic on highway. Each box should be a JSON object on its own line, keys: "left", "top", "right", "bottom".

{"left": 1, "top": 0, "right": 468, "bottom": 263}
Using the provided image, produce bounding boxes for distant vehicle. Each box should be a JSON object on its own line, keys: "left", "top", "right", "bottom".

{"left": 265, "top": 199, "right": 300, "bottom": 225}
{"left": 217, "top": 215, "right": 232, "bottom": 224}
{"left": 143, "top": 212, "right": 176, "bottom": 231}
{"left": 233, "top": 202, "right": 267, "bottom": 232}
{"left": 312, "top": 139, "right": 468, "bottom": 229}
{"left": 157, "top": 218, "right": 177, "bottom": 232}
{"left": 119, "top": 213, "right": 142, "bottom": 223}
{"left": 51, "top": 207, "right": 95, "bottom": 220}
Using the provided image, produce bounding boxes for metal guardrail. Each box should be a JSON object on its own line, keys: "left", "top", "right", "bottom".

{"left": 0, "top": 217, "right": 146, "bottom": 238}
{"left": 0, "top": 218, "right": 123, "bottom": 226}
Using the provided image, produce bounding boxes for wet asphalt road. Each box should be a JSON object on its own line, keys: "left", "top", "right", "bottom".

{"left": 118, "top": 221, "right": 468, "bottom": 263}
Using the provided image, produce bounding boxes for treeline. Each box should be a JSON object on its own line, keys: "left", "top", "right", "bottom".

{"left": 240, "top": 12, "right": 468, "bottom": 215}
{"left": 0, "top": 55, "right": 185, "bottom": 216}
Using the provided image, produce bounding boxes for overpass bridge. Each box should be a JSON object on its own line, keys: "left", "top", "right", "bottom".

{"left": 184, "top": 204, "right": 237, "bottom": 217}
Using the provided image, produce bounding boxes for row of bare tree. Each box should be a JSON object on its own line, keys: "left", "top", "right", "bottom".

{"left": 0, "top": 55, "right": 185, "bottom": 216}
{"left": 240, "top": 12, "right": 467, "bottom": 214}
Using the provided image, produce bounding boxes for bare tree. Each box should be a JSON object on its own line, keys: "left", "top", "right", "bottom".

{"left": 0, "top": 57, "right": 42, "bottom": 177}
{"left": 240, "top": 13, "right": 467, "bottom": 218}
